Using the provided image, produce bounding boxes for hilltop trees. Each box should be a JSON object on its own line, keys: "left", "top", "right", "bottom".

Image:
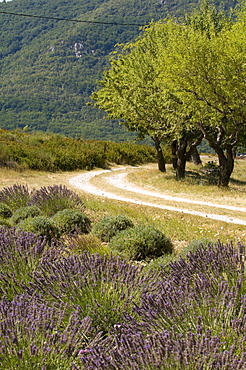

{"left": 91, "top": 1, "right": 246, "bottom": 186}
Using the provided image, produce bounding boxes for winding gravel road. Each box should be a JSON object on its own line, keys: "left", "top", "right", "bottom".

{"left": 69, "top": 167, "right": 246, "bottom": 226}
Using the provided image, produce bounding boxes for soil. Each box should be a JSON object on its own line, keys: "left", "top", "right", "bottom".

{"left": 69, "top": 166, "right": 246, "bottom": 226}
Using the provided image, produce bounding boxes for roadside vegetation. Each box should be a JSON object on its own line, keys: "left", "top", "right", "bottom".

{"left": 0, "top": 173, "right": 245, "bottom": 368}
{"left": 0, "top": 136, "right": 245, "bottom": 368}
{"left": 1, "top": 0, "right": 246, "bottom": 366}
{"left": 0, "top": 129, "right": 156, "bottom": 172}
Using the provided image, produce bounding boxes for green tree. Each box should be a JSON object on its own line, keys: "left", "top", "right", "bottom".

{"left": 91, "top": 31, "right": 169, "bottom": 172}
{"left": 163, "top": 2, "right": 246, "bottom": 186}
{"left": 91, "top": 22, "right": 203, "bottom": 177}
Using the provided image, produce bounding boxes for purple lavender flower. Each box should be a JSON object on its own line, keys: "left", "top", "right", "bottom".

{"left": 28, "top": 185, "right": 85, "bottom": 216}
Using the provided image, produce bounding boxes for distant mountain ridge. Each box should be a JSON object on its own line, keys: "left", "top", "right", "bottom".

{"left": 0, "top": 0, "right": 237, "bottom": 141}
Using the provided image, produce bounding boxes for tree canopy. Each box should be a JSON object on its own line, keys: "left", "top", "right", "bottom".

{"left": 91, "top": 0, "right": 246, "bottom": 186}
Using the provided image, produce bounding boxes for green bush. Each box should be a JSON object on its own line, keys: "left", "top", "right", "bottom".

{"left": 18, "top": 216, "right": 59, "bottom": 241}
{"left": 109, "top": 224, "right": 173, "bottom": 261}
{"left": 10, "top": 205, "right": 42, "bottom": 225}
{"left": 0, "top": 130, "right": 156, "bottom": 172}
{"left": 92, "top": 215, "right": 134, "bottom": 242}
{"left": 0, "top": 203, "right": 12, "bottom": 218}
{"left": 181, "top": 237, "right": 213, "bottom": 257}
{"left": 52, "top": 209, "right": 91, "bottom": 235}
{"left": 0, "top": 217, "right": 12, "bottom": 228}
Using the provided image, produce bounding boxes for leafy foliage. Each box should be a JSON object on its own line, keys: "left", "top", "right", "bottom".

{"left": 109, "top": 224, "right": 173, "bottom": 260}
{"left": 52, "top": 209, "right": 91, "bottom": 235}
{"left": 0, "top": 0, "right": 236, "bottom": 141}
{"left": 92, "top": 1, "right": 246, "bottom": 185}
{"left": 10, "top": 205, "right": 42, "bottom": 225}
{"left": 91, "top": 215, "right": 134, "bottom": 242}
{"left": 18, "top": 216, "right": 60, "bottom": 241}
{"left": 0, "top": 0, "right": 170, "bottom": 140}
{"left": 0, "top": 218, "right": 12, "bottom": 228}
{"left": 0, "top": 129, "right": 156, "bottom": 171}
{"left": 0, "top": 203, "right": 12, "bottom": 219}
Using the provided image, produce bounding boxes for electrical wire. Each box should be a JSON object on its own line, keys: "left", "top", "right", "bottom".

{"left": 0, "top": 10, "right": 145, "bottom": 27}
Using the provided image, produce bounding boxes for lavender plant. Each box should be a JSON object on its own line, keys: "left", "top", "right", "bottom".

{"left": 0, "top": 184, "right": 32, "bottom": 211}
{"left": 0, "top": 295, "right": 98, "bottom": 369}
{"left": 28, "top": 252, "right": 155, "bottom": 335}
{"left": 28, "top": 185, "right": 85, "bottom": 216}
{"left": 79, "top": 242, "right": 246, "bottom": 369}
{"left": 0, "top": 228, "right": 47, "bottom": 300}
{"left": 79, "top": 324, "right": 246, "bottom": 369}
{"left": 0, "top": 230, "right": 245, "bottom": 369}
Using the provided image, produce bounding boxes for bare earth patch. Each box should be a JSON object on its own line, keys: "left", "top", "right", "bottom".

{"left": 69, "top": 167, "right": 246, "bottom": 226}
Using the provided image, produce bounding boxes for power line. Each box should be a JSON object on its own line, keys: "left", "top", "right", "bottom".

{"left": 0, "top": 10, "right": 145, "bottom": 27}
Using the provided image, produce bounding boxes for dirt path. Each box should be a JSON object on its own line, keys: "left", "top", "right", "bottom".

{"left": 69, "top": 167, "right": 246, "bottom": 226}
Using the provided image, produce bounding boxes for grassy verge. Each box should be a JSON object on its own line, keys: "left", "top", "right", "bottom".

{"left": 1, "top": 161, "right": 246, "bottom": 250}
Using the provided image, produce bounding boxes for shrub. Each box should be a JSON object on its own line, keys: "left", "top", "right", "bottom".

{"left": 30, "top": 252, "right": 152, "bottom": 335}
{"left": 92, "top": 215, "right": 134, "bottom": 242}
{"left": 0, "top": 184, "right": 32, "bottom": 211}
{"left": 202, "top": 161, "right": 220, "bottom": 184}
{"left": 0, "top": 203, "right": 12, "bottom": 218}
{"left": 28, "top": 185, "right": 85, "bottom": 216}
{"left": 0, "top": 228, "right": 47, "bottom": 299}
{"left": 18, "top": 216, "right": 59, "bottom": 241}
{"left": 0, "top": 217, "right": 12, "bottom": 228}
{"left": 10, "top": 205, "right": 42, "bottom": 225}
{"left": 52, "top": 209, "right": 91, "bottom": 235}
{"left": 109, "top": 224, "right": 173, "bottom": 261}
{"left": 181, "top": 237, "right": 213, "bottom": 257}
{"left": 0, "top": 296, "right": 94, "bottom": 369}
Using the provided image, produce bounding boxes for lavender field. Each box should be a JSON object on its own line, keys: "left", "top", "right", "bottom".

{"left": 0, "top": 185, "right": 245, "bottom": 369}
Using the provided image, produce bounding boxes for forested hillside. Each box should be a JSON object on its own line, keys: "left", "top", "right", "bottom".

{"left": 0, "top": 0, "right": 237, "bottom": 140}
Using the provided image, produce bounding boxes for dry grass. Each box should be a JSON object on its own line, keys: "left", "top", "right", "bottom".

{"left": 126, "top": 158, "right": 246, "bottom": 207}
{"left": 1, "top": 159, "right": 246, "bottom": 248}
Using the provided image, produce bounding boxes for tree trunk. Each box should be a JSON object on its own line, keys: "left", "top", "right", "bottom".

{"left": 176, "top": 156, "right": 187, "bottom": 179}
{"left": 176, "top": 140, "right": 187, "bottom": 179}
{"left": 190, "top": 147, "right": 202, "bottom": 165}
{"left": 205, "top": 138, "right": 234, "bottom": 187}
{"left": 171, "top": 141, "right": 178, "bottom": 169}
{"left": 217, "top": 146, "right": 234, "bottom": 187}
{"left": 154, "top": 137, "right": 166, "bottom": 172}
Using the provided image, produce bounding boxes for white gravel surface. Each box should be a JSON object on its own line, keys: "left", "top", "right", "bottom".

{"left": 69, "top": 168, "right": 246, "bottom": 226}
